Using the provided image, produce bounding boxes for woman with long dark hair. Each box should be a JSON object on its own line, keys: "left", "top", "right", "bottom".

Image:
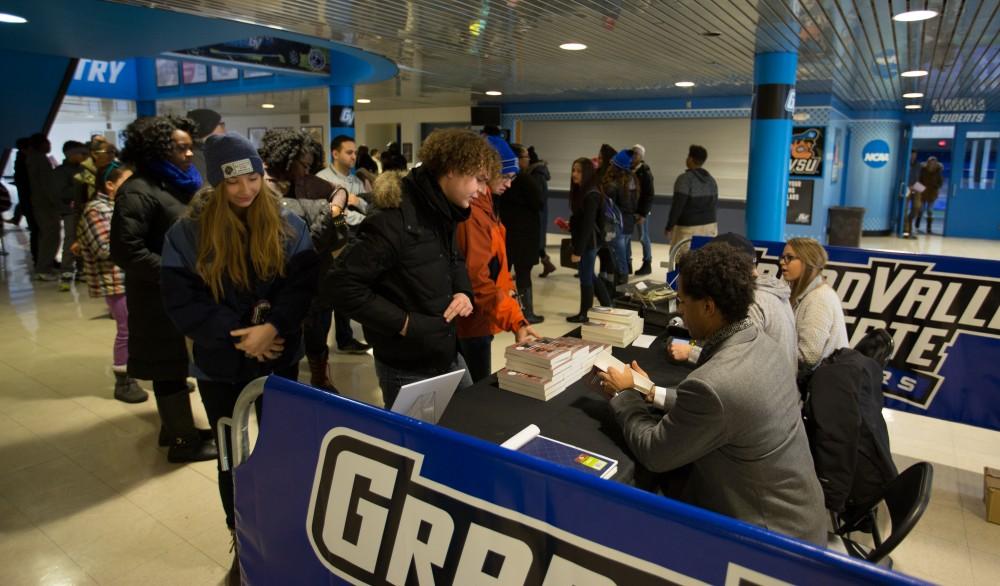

{"left": 567, "top": 157, "right": 613, "bottom": 322}
{"left": 111, "top": 114, "right": 217, "bottom": 463}
{"left": 160, "top": 133, "right": 317, "bottom": 582}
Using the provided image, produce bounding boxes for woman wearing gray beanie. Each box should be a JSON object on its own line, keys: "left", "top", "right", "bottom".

{"left": 159, "top": 132, "right": 318, "bottom": 583}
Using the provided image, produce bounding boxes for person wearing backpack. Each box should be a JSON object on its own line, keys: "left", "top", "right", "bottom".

{"left": 567, "top": 158, "right": 613, "bottom": 323}
{"left": 601, "top": 149, "right": 638, "bottom": 284}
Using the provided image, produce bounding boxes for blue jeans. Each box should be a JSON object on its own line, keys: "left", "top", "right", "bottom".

{"left": 373, "top": 354, "right": 473, "bottom": 409}
{"left": 458, "top": 335, "right": 494, "bottom": 383}
{"left": 612, "top": 233, "right": 630, "bottom": 275}
{"left": 579, "top": 247, "right": 599, "bottom": 288}
{"left": 638, "top": 217, "right": 652, "bottom": 263}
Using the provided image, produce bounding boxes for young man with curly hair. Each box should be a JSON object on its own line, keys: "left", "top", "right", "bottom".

{"left": 597, "top": 243, "right": 827, "bottom": 545}
{"left": 323, "top": 128, "right": 499, "bottom": 408}
{"left": 110, "top": 114, "right": 217, "bottom": 464}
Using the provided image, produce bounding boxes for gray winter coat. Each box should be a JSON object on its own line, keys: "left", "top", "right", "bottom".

{"left": 611, "top": 324, "right": 828, "bottom": 545}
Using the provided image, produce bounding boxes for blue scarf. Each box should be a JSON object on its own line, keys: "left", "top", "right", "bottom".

{"left": 146, "top": 159, "right": 203, "bottom": 195}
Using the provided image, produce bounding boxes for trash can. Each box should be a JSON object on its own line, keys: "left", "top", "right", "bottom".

{"left": 827, "top": 206, "right": 865, "bottom": 247}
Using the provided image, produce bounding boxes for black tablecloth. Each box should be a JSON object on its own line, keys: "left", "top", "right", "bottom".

{"left": 438, "top": 326, "right": 692, "bottom": 486}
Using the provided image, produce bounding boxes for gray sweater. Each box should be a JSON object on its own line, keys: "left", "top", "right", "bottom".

{"left": 611, "top": 324, "right": 827, "bottom": 545}
{"left": 795, "top": 275, "right": 849, "bottom": 369}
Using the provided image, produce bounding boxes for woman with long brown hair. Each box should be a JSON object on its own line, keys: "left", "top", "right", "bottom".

{"left": 779, "top": 237, "right": 848, "bottom": 373}
{"left": 567, "top": 157, "right": 613, "bottom": 322}
{"left": 160, "top": 133, "right": 317, "bottom": 582}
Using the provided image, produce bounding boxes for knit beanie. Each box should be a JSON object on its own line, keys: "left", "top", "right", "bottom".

{"left": 204, "top": 132, "right": 264, "bottom": 187}
{"left": 187, "top": 109, "right": 222, "bottom": 140}
{"left": 611, "top": 149, "right": 633, "bottom": 170}
{"left": 486, "top": 135, "right": 519, "bottom": 175}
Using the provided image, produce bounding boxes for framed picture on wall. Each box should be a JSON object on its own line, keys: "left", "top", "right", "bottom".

{"left": 155, "top": 58, "right": 179, "bottom": 87}
{"left": 181, "top": 62, "right": 208, "bottom": 85}
{"left": 301, "top": 126, "right": 324, "bottom": 144}
{"left": 243, "top": 69, "right": 273, "bottom": 79}
{"left": 248, "top": 127, "right": 267, "bottom": 149}
{"left": 211, "top": 65, "right": 239, "bottom": 82}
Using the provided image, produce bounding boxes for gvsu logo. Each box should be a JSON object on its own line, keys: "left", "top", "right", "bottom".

{"left": 862, "top": 140, "right": 891, "bottom": 168}
{"left": 306, "top": 429, "right": 699, "bottom": 585}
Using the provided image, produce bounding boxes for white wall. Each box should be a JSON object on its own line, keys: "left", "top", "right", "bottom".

{"left": 520, "top": 118, "right": 751, "bottom": 199}
{"left": 355, "top": 106, "right": 471, "bottom": 160}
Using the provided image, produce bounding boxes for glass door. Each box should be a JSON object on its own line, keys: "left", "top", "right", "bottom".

{"left": 946, "top": 125, "right": 1000, "bottom": 239}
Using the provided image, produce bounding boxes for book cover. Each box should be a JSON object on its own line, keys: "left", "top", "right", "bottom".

{"left": 519, "top": 435, "right": 618, "bottom": 479}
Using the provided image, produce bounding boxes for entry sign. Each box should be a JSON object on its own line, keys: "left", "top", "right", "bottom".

{"left": 863, "top": 140, "right": 891, "bottom": 169}
{"left": 787, "top": 179, "right": 814, "bottom": 225}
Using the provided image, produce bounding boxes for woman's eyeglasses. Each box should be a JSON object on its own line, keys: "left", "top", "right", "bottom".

{"left": 779, "top": 254, "right": 799, "bottom": 263}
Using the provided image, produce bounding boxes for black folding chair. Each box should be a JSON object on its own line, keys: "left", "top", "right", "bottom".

{"left": 833, "top": 461, "right": 933, "bottom": 566}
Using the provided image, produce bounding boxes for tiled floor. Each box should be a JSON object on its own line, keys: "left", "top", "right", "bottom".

{"left": 1, "top": 223, "right": 999, "bottom": 585}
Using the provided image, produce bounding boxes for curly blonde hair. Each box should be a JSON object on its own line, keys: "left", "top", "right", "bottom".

{"left": 418, "top": 128, "right": 500, "bottom": 179}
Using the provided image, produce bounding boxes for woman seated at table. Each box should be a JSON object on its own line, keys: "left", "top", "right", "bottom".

{"left": 597, "top": 242, "right": 827, "bottom": 545}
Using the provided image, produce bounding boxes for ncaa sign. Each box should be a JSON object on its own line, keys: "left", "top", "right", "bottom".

{"left": 862, "top": 140, "right": 891, "bottom": 168}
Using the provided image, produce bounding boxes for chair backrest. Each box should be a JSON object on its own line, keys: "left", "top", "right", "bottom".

{"left": 866, "top": 461, "right": 934, "bottom": 563}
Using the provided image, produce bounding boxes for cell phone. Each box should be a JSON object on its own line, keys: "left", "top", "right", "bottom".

{"left": 251, "top": 301, "right": 271, "bottom": 325}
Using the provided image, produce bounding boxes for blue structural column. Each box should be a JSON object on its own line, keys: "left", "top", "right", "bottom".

{"left": 329, "top": 85, "right": 355, "bottom": 143}
{"left": 745, "top": 52, "right": 798, "bottom": 242}
{"left": 136, "top": 99, "right": 156, "bottom": 118}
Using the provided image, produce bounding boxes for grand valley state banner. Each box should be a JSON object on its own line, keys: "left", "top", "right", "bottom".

{"left": 736, "top": 238, "right": 1000, "bottom": 432}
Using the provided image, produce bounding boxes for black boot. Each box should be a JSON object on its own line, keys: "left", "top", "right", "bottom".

{"left": 518, "top": 287, "right": 545, "bottom": 324}
{"left": 594, "top": 276, "right": 612, "bottom": 307}
{"left": 925, "top": 215, "right": 933, "bottom": 235}
{"left": 228, "top": 529, "right": 242, "bottom": 586}
{"left": 635, "top": 260, "right": 652, "bottom": 276}
{"left": 539, "top": 255, "right": 556, "bottom": 278}
{"left": 113, "top": 371, "right": 148, "bottom": 404}
{"left": 155, "top": 393, "right": 218, "bottom": 463}
{"left": 567, "top": 285, "right": 594, "bottom": 323}
{"left": 307, "top": 350, "right": 339, "bottom": 393}
{"left": 158, "top": 425, "right": 215, "bottom": 447}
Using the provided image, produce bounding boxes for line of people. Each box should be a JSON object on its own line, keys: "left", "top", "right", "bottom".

{"left": 10, "top": 117, "right": 897, "bottom": 575}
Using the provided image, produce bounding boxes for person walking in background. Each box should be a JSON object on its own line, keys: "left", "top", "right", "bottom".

{"left": 664, "top": 145, "right": 718, "bottom": 259}
{"left": 160, "top": 133, "right": 317, "bottom": 584}
{"left": 8, "top": 137, "right": 31, "bottom": 227}
{"left": 323, "top": 129, "right": 495, "bottom": 408}
{"left": 527, "top": 146, "right": 556, "bottom": 278}
{"left": 25, "top": 134, "right": 60, "bottom": 280}
{"left": 566, "top": 157, "right": 613, "bottom": 323}
{"left": 52, "top": 141, "right": 90, "bottom": 288}
{"left": 632, "top": 144, "right": 655, "bottom": 276}
{"left": 111, "top": 114, "right": 217, "bottom": 464}
{"left": 779, "top": 237, "right": 849, "bottom": 379}
{"left": 74, "top": 136, "right": 118, "bottom": 204}
{"left": 456, "top": 135, "right": 538, "bottom": 382}
{"left": 902, "top": 151, "right": 921, "bottom": 239}
{"left": 356, "top": 144, "right": 379, "bottom": 175}
{"left": 602, "top": 149, "right": 639, "bottom": 282}
{"left": 76, "top": 161, "right": 146, "bottom": 403}
{"left": 498, "top": 143, "right": 545, "bottom": 324}
{"left": 918, "top": 156, "right": 944, "bottom": 235}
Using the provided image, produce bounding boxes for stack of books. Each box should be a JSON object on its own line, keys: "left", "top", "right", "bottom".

{"left": 499, "top": 337, "right": 610, "bottom": 400}
{"left": 581, "top": 306, "right": 644, "bottom": 347}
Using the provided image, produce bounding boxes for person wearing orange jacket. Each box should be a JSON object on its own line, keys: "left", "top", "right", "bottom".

{"left": 457, "top": 136, "right": 539, "bottom": 382}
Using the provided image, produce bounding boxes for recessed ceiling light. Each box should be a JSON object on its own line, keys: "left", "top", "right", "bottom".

{"left": 356, "top": 98, "right": 371, "bottom": 104}
{"left": 892, "top": 10, "right": 938, "bottom": 22}
{"left": 903, "top": 92, "right": 924, "bottom": 98}
{"left": 559, "top": 43, "right": 587, "bottom": 51}
{"left": 675, "top": 81, "right": 695, "bottom": 88}
{"left": 0, "top": 12, "right": 28, "bottom": 24}
{"left": 905, "top": 105, "right": 922, "bottom": 110}
{"left": 261, "top": 103, "right": 275, "bottom": 109}
{"left": 485, "top": 90, "right": 503, "bottom": 96}
{"left": 701, "top": 31, "right": 722, "bottom": 37}
{"left": 901, "top": 70, "right": 928, "bottom": 77}
{"left": 793, "top": 112, "right": 811, "bottom": 121}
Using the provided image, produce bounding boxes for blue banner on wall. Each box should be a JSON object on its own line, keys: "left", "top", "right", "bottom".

{"left": 234, "top": 376, "right": 920, "bottom": 585}
{"left": 694, "top": 237, "right": 1000, "bottom": 431}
